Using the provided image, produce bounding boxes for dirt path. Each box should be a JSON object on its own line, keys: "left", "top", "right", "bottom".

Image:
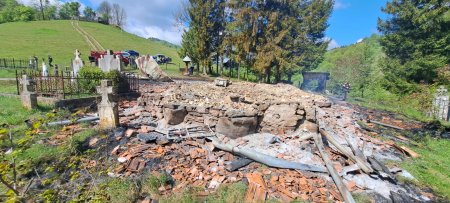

{"left": 71, "top": 21, "right": 105, "bottom": 51}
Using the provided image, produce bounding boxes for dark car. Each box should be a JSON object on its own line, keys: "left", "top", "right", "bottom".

{"left": 123, "top": 50, "right": 140, "bottom": 57}
{"left": 154, "top": 54, "right": 172, "bottom": 64}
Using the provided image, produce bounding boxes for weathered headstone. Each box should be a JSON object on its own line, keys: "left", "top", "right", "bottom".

{"left": 72, "top": 49, "right": 84, "bottom": 76}
{"left": 99, "top": 50, "right": 121, "bottom": 72}
{"left": 135, "top": 55, "right": 172, "bottom": 81}
{"left": 97, "top": 80, "right": 119, "bottom": 129}
{"left": 20, "top": 75, "right": 37, "bottom": 109}
{"left": 431, "top": 86, "right": 449, "bottom": 121}
{"left": 42, "top": 62, "right": 48, "bottom": 77}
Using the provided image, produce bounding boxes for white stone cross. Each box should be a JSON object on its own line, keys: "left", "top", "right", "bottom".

{"left": 97, "top": 80, "right": 114, "bottom": 103}
{"left": 21, "top": 75, "right": 35, "bottom": 93}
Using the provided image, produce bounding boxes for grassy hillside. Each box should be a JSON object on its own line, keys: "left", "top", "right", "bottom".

{"left": 0, "top": 20, "right": 181, "bottom": 71}
{"left": 316, "top": 34, "right": 384, "bottom": 73}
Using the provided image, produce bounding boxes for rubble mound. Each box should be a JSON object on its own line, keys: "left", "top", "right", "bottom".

{"left": 113, "top": 81, "right": 432, "bottom": 202}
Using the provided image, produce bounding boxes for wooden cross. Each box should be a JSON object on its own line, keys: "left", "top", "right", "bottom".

{"left": 97, "top": 80, "right": 114, "bottom": 103}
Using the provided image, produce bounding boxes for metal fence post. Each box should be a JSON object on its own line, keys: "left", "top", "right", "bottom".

{"left": 15, "top": 70, "right": 20, "bottom": 95}
{"left": 62, "top": 73, "right": 65, "bottom": 99}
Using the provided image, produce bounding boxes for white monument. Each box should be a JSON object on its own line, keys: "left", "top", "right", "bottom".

{"left": 432, "top": 86, "right": 449, "bottom": 121}
{"left": 42, "top": 61, "right": 48, "bottom": 77}
{"left": 98, "top": 50, "right": 121, "bottom": 72}
{"left": 72, "top": 49, "right": 84, "bottom": 76}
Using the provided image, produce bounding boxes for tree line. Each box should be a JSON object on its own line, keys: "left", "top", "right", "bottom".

{"left": 0, "top": 0, "right": 127, "bottom": 28}
{"left": 177, "top": 0, "right": 333, "bottom": 84}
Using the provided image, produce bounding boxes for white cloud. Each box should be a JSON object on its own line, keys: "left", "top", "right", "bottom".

{"left": 356, "top": 38, "right": 364, "bottom": 43}
{"left": 89, "top": 0, "right": 184, "bottom": 45}
{"left": 19, "top": 0, "right": 184, "bottom": 44}
{"left": 334, "top": 0, "right": 350, "bottom": 10}
{"left": 327, "top": 39, "right": 339, "bottom": 50}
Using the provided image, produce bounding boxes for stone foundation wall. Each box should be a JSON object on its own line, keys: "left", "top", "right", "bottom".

{"left": 139, "top": 92, "right": 322, "bottom": 138}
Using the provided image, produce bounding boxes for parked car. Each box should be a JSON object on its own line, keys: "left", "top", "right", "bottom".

{"left": 120, "top": 52, "right": 131, "bottom": 58}
{"left": 123, "top": 50, "right": 140, "bottom": 57}
{"left": 89, "top": 50, "right": 129, "bottom": 66}
{"left": 154, "top": 54, "right": 172, "bottom": 64}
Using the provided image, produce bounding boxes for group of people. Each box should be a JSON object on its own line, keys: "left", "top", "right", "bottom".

{"left": 28, "top": 55, "right": 59, "bottom": 76}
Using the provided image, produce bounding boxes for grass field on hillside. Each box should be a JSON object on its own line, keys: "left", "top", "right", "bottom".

{"left": 0, "top": 21, "right": 89, "bottom": 66}
{"left": 0, "top": 20, "right": 183, "bottom": 77}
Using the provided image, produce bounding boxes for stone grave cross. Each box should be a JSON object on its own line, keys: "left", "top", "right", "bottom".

{"left": 20, "top": 75, "right": 37, "bottom": 109}
{"left": 432, "top": 86, "right": 449, "bottom": 121}
{"left": 96, "top": 80, "right": 119, "bottom": 129}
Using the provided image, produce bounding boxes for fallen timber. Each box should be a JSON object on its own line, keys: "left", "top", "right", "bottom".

{"left": 209, "top": 137, "right": 328, "bottom": 173}
{"left": 314, "top": 132, "right": 356, "bottom": 203}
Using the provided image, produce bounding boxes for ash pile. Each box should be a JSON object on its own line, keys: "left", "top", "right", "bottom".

{"left": 110, "top": 81, "right": 431, "bottom": 202}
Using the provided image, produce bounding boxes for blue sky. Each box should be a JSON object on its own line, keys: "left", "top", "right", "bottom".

{"left": 327, "top": 0, "right": 389, "bottom": 48}
{"left": 21, "top": 0, "right": 390, "bottom": 47}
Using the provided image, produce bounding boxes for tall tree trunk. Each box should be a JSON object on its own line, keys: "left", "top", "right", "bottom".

{"left": 220, "top": 58, "right": 224, "bottom": 75}
{"left": 39, "top": 0, "right": 45, "bottom": 20}
{"left": 237, "top": 63, "right": 241, "bottom": 80}
{"left": 266, "top": 67, "right": 271, "bottom": 84}
{"left": 203, "top": 63, "right": 207, "bottom": 75}
{"left": 275, "top": 65, "right": 280, "bottom": 83}
{"left": 216, "top": 55, "right": 219, "bottom": 75}
{"left": 287, "top": 72, "right": 293, "bottom": 83}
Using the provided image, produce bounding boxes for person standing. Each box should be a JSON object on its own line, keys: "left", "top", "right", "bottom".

{"left": 33, "top": 55, "right": 38, "bottom": 70}
{"left": 342, "top": 82, "right": 351, "bottom": 101}
{"left": 48, "top": 55, "right": 53, "bottom": 67}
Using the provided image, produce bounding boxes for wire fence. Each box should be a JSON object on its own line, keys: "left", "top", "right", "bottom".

{"left": 15, "top": 70, "right": 139, "bottom": 99}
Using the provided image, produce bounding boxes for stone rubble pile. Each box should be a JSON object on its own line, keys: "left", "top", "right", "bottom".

{"left": 108, "top": 81, "right": 432, "bottom": 202}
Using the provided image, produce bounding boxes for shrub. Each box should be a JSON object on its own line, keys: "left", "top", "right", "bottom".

{"left": 77, "top": 68, "right": 126, "bottom": 94}
{"left": 78, "top": 67, "right": 105, "bottom": 93}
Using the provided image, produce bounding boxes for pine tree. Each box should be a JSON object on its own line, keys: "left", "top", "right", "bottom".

{"left": 228, "top": 0, "right": 332, "bottom": 83}
{"left": 378, "top": 0, "right": 450, "bottom": 92}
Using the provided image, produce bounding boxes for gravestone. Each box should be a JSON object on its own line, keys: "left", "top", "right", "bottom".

{"left": 72, "top": 49, "right": 84, "bottom": 76}
{"left": 432, "top": 86, "right": 449, "bottom": 121}
{"left": 99, "top": 50, "right": 121, "bottom": 72}
{"left": 42, "top": 62, "right": 48, "bottom": 77}
{"left": 97, "top": 80, "right": 119, "bottom": 129}
{"left": 20, "top": 75, "right": 37, "bottom": 109}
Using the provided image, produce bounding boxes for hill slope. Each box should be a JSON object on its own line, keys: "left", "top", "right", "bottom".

{"left": 314, "top": 34, "right": 385, "bottom": 93}
{"left": 0, "top": 20, "right": 181, "bottom": 67}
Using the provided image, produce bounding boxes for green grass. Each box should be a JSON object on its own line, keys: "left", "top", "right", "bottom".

{"left": 0, "top": 80, "right": 18, "bottom": 94}
{"left": 400, "top": 138, "right": 450, "bottom": 199}
{"left": 0, "top": 96, "right": 52, "bottom": 125}
{"left": 0, "top": 20, "right": 183, "bottom": 77}
{"left": 0, "top": 68, "right": 26, "bottom": 78}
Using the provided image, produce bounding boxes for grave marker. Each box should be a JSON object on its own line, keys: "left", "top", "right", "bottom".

{"left": 97, "top": 80, "right": 119, "bottom": 129}
{"left": 99, "top": 50, "right": 121, "bottom": 72}
{"left": 20, "top": 75, "right": 37, "bottom": 109}
{"left": 72, "top": 49, "right": 84, "bottom": 76}
{"left": 432, "top": 86, "right": 449, "bottom": 121}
